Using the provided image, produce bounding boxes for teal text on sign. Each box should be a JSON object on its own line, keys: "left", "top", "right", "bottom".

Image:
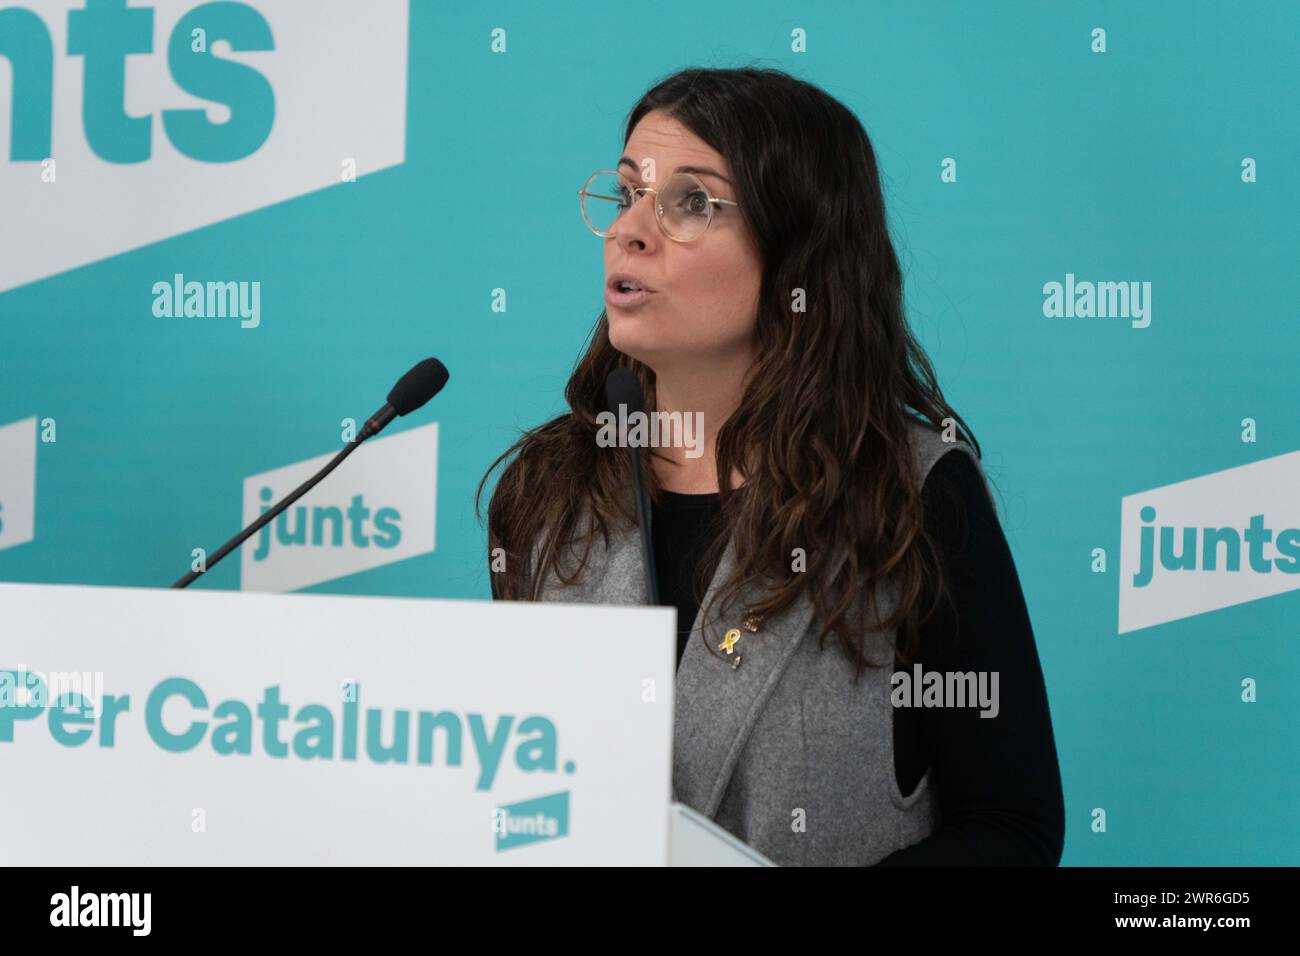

{"left": 494, "top": 791, "right": 571, "bottom": 851}
{"left": 0, "top": 0, "right": 275, "bottom": 163}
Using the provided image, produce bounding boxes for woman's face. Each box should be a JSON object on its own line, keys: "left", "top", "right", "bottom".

{"left": 603, "top": 110, "right": 762, "bottom": 371}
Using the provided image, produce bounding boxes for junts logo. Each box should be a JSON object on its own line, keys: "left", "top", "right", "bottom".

{"left": 251, "top": 492, "right": 401, "bottom": 562}
{"left": 1130, "top": 509, "right": 1300, "bottom": 589}
{"left": 239, "top": 423, "right": 437, "bottom": 593}
{"left": 0, "top": 0, "right": 409, "bottom": 293}
{"left": 492, "top": 791, "right": 571, "bottom": 852}
{"left": 3, "top": 0, "right": 276, "bottom": 166}
{"left": 1118, "top": 449, "right": 1300, "bottom": 632}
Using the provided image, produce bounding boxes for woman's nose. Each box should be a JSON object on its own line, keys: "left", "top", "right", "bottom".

{"left": 617, "top": 189, "right": 658, "bottom": 247}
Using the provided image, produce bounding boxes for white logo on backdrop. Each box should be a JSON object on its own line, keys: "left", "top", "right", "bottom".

{"left": 1118, "top": 449, "right": 1300, "bottom": 633}
{"left": 239, "top": 423, "right": 438, "bottom": 593}
{"left": 0, "top": 417, "right": 37, "bottom": 552}
{"left": 0, "top": 0, "right": 408, "bottom": 293}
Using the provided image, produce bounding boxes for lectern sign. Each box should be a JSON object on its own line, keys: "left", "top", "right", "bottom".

{"left": 0, "top": 583, "right": 676, "bottom": 865}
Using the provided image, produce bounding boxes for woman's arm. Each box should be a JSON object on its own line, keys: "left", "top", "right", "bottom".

{"left": 875, "top": 448, "right": 1066, "bottom": 866}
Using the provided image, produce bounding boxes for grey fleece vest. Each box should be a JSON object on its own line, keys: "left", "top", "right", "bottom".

{"left": 527, "top": 417, "right": 994, "bottom": 865}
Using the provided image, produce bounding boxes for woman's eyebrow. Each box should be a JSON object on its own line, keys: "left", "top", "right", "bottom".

{"left": 617, "top": 156, "right": 732, "bottom": 185}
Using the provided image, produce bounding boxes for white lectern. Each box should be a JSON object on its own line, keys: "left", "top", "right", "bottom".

{"left": 671, "top": 802, "right": 775, "bottom": 866}
{"left": 0, "top": 582, "right": 773, "bottom": 866}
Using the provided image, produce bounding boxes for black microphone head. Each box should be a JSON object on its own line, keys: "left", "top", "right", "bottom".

{"left": 604, "top": 367, "right": 645, "bottom": 417}
{"left": 389, "top": 358, "right": 449, "bottom": 415}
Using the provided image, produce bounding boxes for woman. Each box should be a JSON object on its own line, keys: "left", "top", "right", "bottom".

{"left": 478, "top": 67, "right": 1065, "bottom": 866}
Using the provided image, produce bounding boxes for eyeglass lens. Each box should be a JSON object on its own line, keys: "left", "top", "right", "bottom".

{"left": 581, "top": 171, "right": 714, "bottom": 240}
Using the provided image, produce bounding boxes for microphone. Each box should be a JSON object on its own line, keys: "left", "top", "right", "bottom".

{"left": 171, "top": 358, "right": 449, "bottom": 589}
{"left": 361, "top": 357, "right": 449, "bottom": 440}
{"left": 604, "top": 368, "right": 661, "bottom": 606}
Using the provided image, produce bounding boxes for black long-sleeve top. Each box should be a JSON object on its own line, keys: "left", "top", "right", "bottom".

{"left": 649, "top": 449, "right": 1066, "bottom": 865}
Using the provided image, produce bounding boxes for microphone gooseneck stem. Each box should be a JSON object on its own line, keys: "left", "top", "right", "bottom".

{"left": 170, "top": 437, "right": 367, "bottom": 589}
{"left": 629, "top": 445, "right": 660, "bottom": 605}
{"left": 361, "top": 404, "right": 396, "bottom": 441}
{"left": 169, "top": 357, "right": 448, "bottom": 590}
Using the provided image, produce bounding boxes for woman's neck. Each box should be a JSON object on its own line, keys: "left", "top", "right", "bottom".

{"left": 649, "top": 358, "right": 751, "bottom": 493}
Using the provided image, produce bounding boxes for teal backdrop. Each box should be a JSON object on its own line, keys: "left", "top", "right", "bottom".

{"left": 1, "top": 0, "right": 1297, "bottom": 865}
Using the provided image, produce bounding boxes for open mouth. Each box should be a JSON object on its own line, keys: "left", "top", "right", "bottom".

{"left": 608, "top": 274, "right": 652, "bottom": 293}
{"left": 606, "top": 274, "right": 655, "bottom": 307}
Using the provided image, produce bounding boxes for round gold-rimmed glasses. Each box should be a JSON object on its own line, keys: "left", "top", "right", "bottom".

{"left": 577, "top": 168, "right": 739, "bottom": 242}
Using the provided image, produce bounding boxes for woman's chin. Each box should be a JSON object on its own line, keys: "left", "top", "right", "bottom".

{"left": 607, "top": 320, "right": 662, "bottom": 361}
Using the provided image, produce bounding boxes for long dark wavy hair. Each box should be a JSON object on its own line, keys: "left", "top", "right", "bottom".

{"left": 476, "top": 66, "right": 984, "bottom": 680}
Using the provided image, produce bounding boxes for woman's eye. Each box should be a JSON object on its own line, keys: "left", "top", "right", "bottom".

{"left": 683, "top": 191, "right": 710, "bottom": 215}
